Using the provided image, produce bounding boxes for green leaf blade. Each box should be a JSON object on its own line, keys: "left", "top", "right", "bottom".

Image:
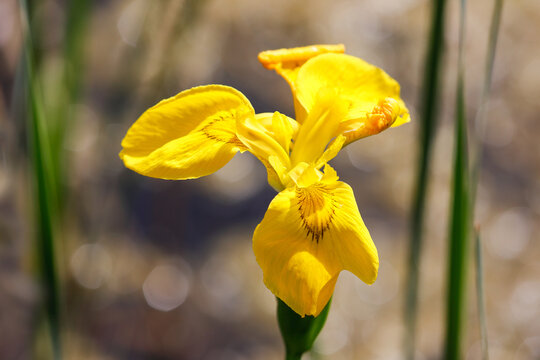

{"left": 405, "top": 0, "right": 448, "bottom": 357}
{"left": 444, "top": 0, "right": 471, "bottom": 358}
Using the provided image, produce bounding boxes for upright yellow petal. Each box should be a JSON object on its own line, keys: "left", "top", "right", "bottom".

{"left": 253, "top": 179, "right": 379, "bottom": 317}
{"left": 258, "top": 44, "right": 345, "bottom": 123}
{"left": 290, "top": 88, "right": 348, "bottom": 166}
{"left": 120, "top": 85, "right": 253, "bottom": 180}
{"left": 258, "top": 44, "right": 345, "bottom": 88}
{"left": 295, "top": 53, "right": 410, "bottom": 140}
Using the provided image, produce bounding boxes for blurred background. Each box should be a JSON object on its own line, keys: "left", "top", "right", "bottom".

{"left": 1, "top": 0, "right": 539, "bottom": 359}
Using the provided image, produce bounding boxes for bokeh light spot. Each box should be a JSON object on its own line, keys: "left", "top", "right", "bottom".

{"left": 142, "top": 263, "right": 191, "bottom": 312}
{"left": 70, "top": 243, "right": 112, "bottom": 290}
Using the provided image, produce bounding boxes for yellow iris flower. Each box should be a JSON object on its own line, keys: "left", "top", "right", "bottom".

{"left": 119, "top": 45, "right": 410, "bottom": 317}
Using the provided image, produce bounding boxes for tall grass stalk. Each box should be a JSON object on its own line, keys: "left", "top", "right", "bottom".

{"left": 472, "top": 0, "right": 504, "bottom": 161}
{"left": 46, "top": 0, "right": 91, "bottom": 212}
{"left": 444, "top": 1, "right": 470, "bottom": 358}
{"left": 470, "top": 0, "right": 504, "bottom": 358}
{"left": 471, "top": 0, "right": 505, "bottom": 202}
{"left": 19, "top": 0, "right": 62, "bottom": 358}
{"left": 57, "top": 4, "right": 91, "bottom": 220}
{"left": 405, "top": 0, "right": 447, "bottom": 357}
{"left": 474, "top": 229, "right": 489, "bottom": 360}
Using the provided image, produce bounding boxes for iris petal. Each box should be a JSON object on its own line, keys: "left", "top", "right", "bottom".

{"left": 258, "top": 44, "right": 346, "bottom": 123}
{"left": 120, "top": 85, "right": 253, "bottom": 179}
{"left": 253, "top": 179, "right": 379, "bottom": 316}
{"left": 258, "top": 44, "right": 345, "bottom": 89}
{"left": 296, "top": 53, "right": 410, "bottom": 140}
{"left": 290, "top": 89, "right": 348, "bottom": 166}
{"left": 236, "top": 112, "right": 294, "bottom": 191}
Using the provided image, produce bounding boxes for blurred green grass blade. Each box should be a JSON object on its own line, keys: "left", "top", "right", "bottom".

{"left": 25, "top": 51, "right": 62, "bottom": 359}
{"left": 444, "top": 0, "right": 470, "bottom": 358}
{"left": 469, "top": 1, "right": 504, "bottom": 359}
{"left": 444, "top": 66, "right": 470, "bottom": 360}
{"left": 479, "top": 0, "right": 503, "bottom": 112}
{"left": 64, "top": 0, "right": 90, "bottom": 96}
{"left": 19, "top": 0, "right": 62, "bottom": 358}
{"left": 474, "top": 229, "right": 489, "bottom": 360}
{"left": 471, "top": 0, "right": 505, "bottom": 201}
{"left": 405, "top": 0, "right": 448, "bottom": 357}
{"left": 24, "top": 0, "right": 44, "bottom": 68}
{"left": 48, "top": 0, "right": 91, "bottom": 211}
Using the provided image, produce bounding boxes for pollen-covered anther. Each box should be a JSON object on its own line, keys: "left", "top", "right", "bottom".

{"left": 366, "top": 97, "right": 401, "bottom": 134}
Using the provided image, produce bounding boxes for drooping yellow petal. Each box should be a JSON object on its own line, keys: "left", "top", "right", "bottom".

{"left": 258, "top": 44, "right": 346, "bottom": 123}
{"left": 295, "top": 53, "right": 410, "bottom": 140}
{"left": 253, "top": 179, "right": 379, "bottom": 317}
{"left": 120, "top": 85, "right": 253, "bottom": 179}
{"left": 290, "top": 88, "right": 348, "bottom": 166}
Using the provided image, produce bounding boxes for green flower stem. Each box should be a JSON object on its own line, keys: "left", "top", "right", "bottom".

{"left": 277, "top": 298, "right": 331, "bottom": 360}
{"left": 286, "top": 354, "right": 302, "bottom": 360}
